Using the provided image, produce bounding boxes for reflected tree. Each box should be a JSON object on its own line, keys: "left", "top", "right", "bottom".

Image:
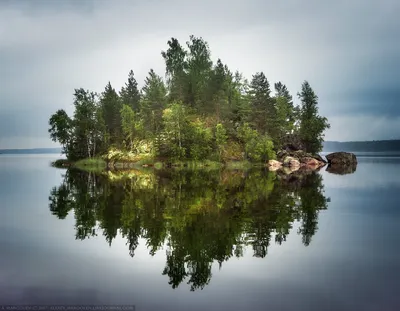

{"left": 48, "top": 166, "right": 330, "bottom": 290}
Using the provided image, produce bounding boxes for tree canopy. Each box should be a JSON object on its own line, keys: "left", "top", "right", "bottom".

{"left": 49, "top": 35, "right": 330, "bottom": 162}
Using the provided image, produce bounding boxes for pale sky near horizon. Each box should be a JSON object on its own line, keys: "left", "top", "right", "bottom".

{"left": 1, "top": 0, "right": 399, "bottom": 148}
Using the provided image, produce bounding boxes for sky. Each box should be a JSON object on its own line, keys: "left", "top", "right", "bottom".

{"left": 0, "top": 0, "right": 399, "bottom": 148}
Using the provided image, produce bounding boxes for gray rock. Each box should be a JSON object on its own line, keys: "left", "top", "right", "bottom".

{"left": 326, "top": 152, "right": 357, "bottom": 165}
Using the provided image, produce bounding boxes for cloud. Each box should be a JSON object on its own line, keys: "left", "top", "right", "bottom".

{"left": 324, "top": 115, "right": 400, "bottom": 141}
{"left": 0, "top": 0, "right": 399, "bottom": 147}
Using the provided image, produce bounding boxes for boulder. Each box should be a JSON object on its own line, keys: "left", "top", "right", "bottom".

{"left": 312, "top": 154, "right": 327, "bottom": 163}
{"left": 301, "top": 157, "right": 321, "bottom": 166}
{"left": 283, "top": 156, "right": 301, "bottom": 168}
{"left": 326, "top": 152, "right": 357, "bottom": 165}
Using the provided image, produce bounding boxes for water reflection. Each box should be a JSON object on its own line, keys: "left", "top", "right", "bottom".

{"left": 326, "top": 163, "right": 357, "bottom": 175}
{"left": 49, "top": 168, "right": 330, "bottom": 291}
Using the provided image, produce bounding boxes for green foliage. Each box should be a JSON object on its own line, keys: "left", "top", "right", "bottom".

{"left": 120, "top": 70, "right": 141, "bottom": 112}
{"left": 215, "top": 123, "right": 227, "bottom": 161}
{"left": 298, "top": 81, "right": 330, "bottom": 154}
{"left": 48, "top": 35, "right": 330, "bottom": 163}
{"left": 48, "top": 109, "right": 72, "bottom": 156}
{"left": 248, "top": 72, "right": 277, "bottom": 138}
{"left": 160, "top": 102, "right": 188, "bottom": 160}
{"left": 274, "top": 81, "right": 298, "bottom": 149}
{"left": 101, "top": 82, "right": 123, "bottom": 146}
{"left": 253, "top": 135, "right": 276, "bottom": 162}
{"left": 120, "top": 104, "right": 144, "bottom": 150}
{"left": 161, "top": 38, "right": 188, "bottom": 102}
{"left": 74, "top": 158, "right": 107, "bottom": 172}
{"left": 187, "top": 118, "right": 213, "bottom": 161}
{"left": 140, "top": 69, "right": 168, "bottom": 135}
{"left": 237, "top": 123, "right": 275, "bottom": 162}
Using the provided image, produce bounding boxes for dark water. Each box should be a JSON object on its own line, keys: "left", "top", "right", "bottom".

{"left": 0, "top": 154, "right": 399, "bottom": 311}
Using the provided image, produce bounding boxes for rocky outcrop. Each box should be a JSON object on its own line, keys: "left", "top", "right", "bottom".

{"left": 275, "top": 150, "right": 325, "bottom": 167}
{"left": 268, "top": 149, "right": 326, "bottom": 174}
{"left": 326, "top": 152, "right": 357, "bottom": 165}
{"left": 280, "top": 134, "right": 305, "bottom": 152}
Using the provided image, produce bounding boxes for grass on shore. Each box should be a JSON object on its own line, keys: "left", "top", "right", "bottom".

{"left": 74, "top": 158, "right": 107, "bottom": 172}
{"left": 52, "top": 157, "right": 254, "bottom": 173}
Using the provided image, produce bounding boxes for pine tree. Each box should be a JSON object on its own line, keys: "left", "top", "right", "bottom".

{"left": 298, "top": 81, "right": 330, "bottom": 154}
{"left": 140, "top": 69, "right": 167, "bottom": 135}
{"left": 120, "top": 70, "right": 140, "bottom": 112}
{"left": 248, "top": 72, "right": 278, "bottom": 139}
{"left": 101, "top": 82, "right": 122, "bottom": 146}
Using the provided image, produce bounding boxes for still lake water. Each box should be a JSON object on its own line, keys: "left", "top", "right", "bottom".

{"left": 0, "top": 154, "right": 399, "bottom": 310}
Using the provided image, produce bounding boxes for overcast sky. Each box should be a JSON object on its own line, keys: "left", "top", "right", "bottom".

{"left": 1, "top": 0, "right": 399, "bottom": 148}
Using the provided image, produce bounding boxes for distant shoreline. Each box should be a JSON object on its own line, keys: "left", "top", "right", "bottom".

{"left": 0, "top": 148, "right": 62, "bottom": 155}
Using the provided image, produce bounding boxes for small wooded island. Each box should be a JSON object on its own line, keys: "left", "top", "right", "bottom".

{"left": 49, "top": 35, "right": 355, "bottom": 172}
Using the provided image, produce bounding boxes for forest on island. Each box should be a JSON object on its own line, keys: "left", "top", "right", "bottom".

{"left": 49, "top": 35, "right": 330, "bottom": 163}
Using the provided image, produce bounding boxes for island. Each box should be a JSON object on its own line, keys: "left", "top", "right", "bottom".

{"left": 48, "top": 35, "right": 351, "bottom": 173}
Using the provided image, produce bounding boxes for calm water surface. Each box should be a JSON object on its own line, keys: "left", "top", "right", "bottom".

{"left": 0, "top": 154, "right": 399, "bottom": 311}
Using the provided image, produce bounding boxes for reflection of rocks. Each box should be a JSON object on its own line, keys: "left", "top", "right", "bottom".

{"left": 276, "top": 166, "right": 319, "bottom": 190}
{"left": 325, "top": 152, "right": 357, "bottom": 175}
{"left": 282, "top": 166, "right": 299, "bottom": 174}
{"left": 326, "top": 152, "right": 357, "bottom": 165}
{"left": 283, "top": 156, "right": 301, "bottom": 168}
{"left": 267, "top": 160, "right": 282, "bottom": 171}
{"left": 326, "top": 163, "right": 357, "bottom": 175}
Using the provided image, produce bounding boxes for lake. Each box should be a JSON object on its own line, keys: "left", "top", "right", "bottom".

{"left": 0, "top": 154, "right": 399, "bottom": 311}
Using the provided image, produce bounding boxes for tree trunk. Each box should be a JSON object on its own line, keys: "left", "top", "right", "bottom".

{"left": 87, "top": 136, "right": 91, "bottom": 158}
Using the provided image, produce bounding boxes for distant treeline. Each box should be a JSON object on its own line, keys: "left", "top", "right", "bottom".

{"left": 323, "top": 140, "right": 400, "bottom": 152}
{"left": 0, "top": 148, "right": 62, "bottom": 155}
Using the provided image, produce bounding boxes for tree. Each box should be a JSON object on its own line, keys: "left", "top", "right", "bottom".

{"left": 121, "top": 104, "right": 136, "bottom": 150}
{"left": 298, "top": 81, "right": 330, "bottom": 154}
{"left": 231, "top": 71, "right": 251, "bottom": 126}
{"left": 101, "top": 82, "right": 122, "bottom": 146}
{"left": 121, "top": 104, "right": 144, "bottom": 151}
{"left": 120, "top": 70, "right": 140, "bottom": 112}
{"left": 274, "top": 82, "right": 298, "bottom": 148}
{"left": 215, "top": 123, "right": 227, "bottom": 161}
{"left": 72, "top": 88, "right": 99, "bottom": 159}
{"left": 185, "top": 35, "right": 213, "bottom": 110}
{"left": 248, "top": 72, "right": 278, "bottom": 139}
{"left": 185, "top": 118, "right": 213, "bottom": 161}
{"left": 161, "top": 102, "right": 188, "bottom": 160}
{"left": 161, "top": 38, "right": 187, "bottom": 103}
{"left": 48, "top": 109, "right": 72, "bottom": 156}
{"left": 206, "top": 59, "right": 231, "bottom": 121}
{"left": 140, "top": 69, "right": 168, "bottom": 135}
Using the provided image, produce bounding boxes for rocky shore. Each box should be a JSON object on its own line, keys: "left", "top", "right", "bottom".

{"left": 267, "top": 150, "right": 358, "bottom": 175}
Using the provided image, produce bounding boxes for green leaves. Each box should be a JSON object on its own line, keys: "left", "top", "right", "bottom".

{"left": 140, "top": 69, "right": 168, "bottom": 135}
{"left": 298, "top": 81, "right": 330, "bottom": 154}
{"left": 120, "top": 70, "right": 140, "bottom": 112}
{"left": 215, "top": 123, "right": 228, "bottom": 161}
{"left": 48, "top": 109, "right": 71, "bottom": 145}
{"left": 48, "top": 35, "right": 330, "bottom": 163}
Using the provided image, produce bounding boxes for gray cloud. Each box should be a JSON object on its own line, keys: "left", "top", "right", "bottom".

{"left": 0, "top": 0, "right": 399, "bottom": 147}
